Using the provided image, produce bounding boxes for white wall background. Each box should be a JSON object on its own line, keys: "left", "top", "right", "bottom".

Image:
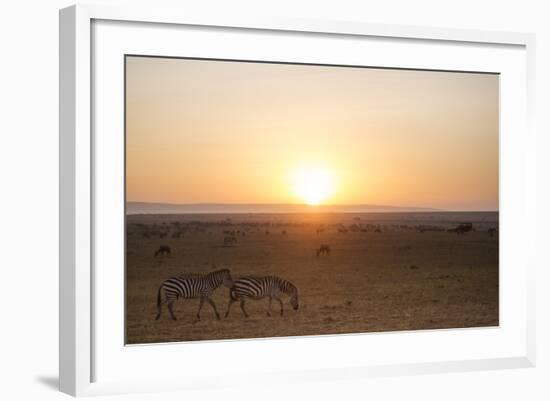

{"left": 0, "top": 0, "right": 547, "bottom": 399}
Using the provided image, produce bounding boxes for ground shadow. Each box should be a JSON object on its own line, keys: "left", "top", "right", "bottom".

{"left": 35, "top": 376, "right": 58, "bottom": 391}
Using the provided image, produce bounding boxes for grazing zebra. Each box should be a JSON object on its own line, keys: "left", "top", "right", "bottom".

{"left": 154, "top": 245, "right": 171, "bottom": 257}
{"left": 225, "top": 275, "right": 299, "bottom": 318}
{"left": 155, "top": 269, "right": 234, "bottom": 321}
{"left": 316, "top": 244, "right": 330, "bottom": 257}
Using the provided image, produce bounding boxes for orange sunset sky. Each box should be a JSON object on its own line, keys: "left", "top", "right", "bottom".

{"left": 126, "top": 56, "right": 499, "bottom": 211}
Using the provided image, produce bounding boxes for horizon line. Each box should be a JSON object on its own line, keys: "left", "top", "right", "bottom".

{"left": 127, "top": 201, "right": 440, "bottom": 208}
{"left": 126, "top": 201, "right": 498, "bottom": 214}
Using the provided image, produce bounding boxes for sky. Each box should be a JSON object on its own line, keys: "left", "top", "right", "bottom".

{"left": 126, "top": 56, "right": 499, "bottom": 211}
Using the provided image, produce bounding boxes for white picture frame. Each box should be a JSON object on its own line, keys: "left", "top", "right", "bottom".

{"left": 59, "top": 4, "right": 536, "bottom": 397}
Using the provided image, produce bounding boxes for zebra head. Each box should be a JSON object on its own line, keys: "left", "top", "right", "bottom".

{"left": 289, "top": 284, "right": 299, "bottom": 311}
{"left": 207, "top": 268, "right": 234, "bottom": 289}
{"left": 219, "top": 268, "right": 234, "bottom": 288}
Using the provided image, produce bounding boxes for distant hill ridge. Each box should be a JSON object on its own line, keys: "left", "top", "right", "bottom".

{"left": 127, "top": 202, "right": 440, "bottom": 214}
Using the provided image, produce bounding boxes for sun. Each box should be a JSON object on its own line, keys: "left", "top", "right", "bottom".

{"left": 291, "top": 167, "right": 336, "bottom": 206}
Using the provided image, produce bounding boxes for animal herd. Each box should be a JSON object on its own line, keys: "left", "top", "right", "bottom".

{"left": 147, "top": 218, "right": 496, "bottom": 323}
{"left": 136, "top": 219, "right": 496, "bottom": 246}
{"left": 155, "top": 268, "right": 299, "bottom": 322}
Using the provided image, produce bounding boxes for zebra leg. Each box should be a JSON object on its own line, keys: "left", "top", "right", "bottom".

{"left": 225, "top": 298, "right": 236, "bottom": 318}
{"left": 196, "top": 297, "right": 205, "bottom": 322}
{"left": 273, "top": 295, "right": 284, "bottom": 316}
{"left": 205, "top": 297, "right": 220, "bottom": 320}
{"left": 155, "top": 300, "right": 164, "bottom": 320}
{"left": 156, "top": 296, "right": 164, "bottom": 320}
{"left": 266, "top": 297, "right": 273, "bottom": 316}
{"left": 239, "top": 299, "right": 249, "bottom": 318}
{"left": 167, "top": 300, "right": 177, "bottom": 320}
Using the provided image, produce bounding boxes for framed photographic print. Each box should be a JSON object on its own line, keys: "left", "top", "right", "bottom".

{"left": 60, "top": 4, "right": 536, "bottom": 396}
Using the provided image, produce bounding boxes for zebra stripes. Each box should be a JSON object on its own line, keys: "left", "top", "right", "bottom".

{"left": 225, "top": 275, "right": 299, "bottom": 318}
{"left": 155, "top": 268, "right": 234, "bottom": 321}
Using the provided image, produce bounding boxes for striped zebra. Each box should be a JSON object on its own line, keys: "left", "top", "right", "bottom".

{"left": 155, "top": 269, "right": 234, "bottom": 321}
{"left": 225, "top": 275, "right": 299, "bottom": 318}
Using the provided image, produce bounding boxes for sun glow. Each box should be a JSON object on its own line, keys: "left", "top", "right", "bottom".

{"left": 291, "top": 167, "right": 337, "bottom": 206}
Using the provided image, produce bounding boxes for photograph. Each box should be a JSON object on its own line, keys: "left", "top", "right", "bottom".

{"left": 125, "top": 55, "right": 499, "bottom": 344}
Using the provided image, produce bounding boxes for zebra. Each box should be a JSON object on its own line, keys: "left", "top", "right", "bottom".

{"left": 155, "top": 268, "right": 234, "bottom": 321}
{"left": 225, "top": 275, "right": 299, "bottom": 318}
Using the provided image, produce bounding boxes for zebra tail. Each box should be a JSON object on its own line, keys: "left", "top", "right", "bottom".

{"left": 156, "top": 285, "right": 163, "bottom": 309}
{"left": 229, "top": 286, "right": 238, "bottom": 301}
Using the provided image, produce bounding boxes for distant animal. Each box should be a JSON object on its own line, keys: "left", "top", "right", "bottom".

{"left": 224, "top": 236, "right": 237, "bottom": 246}
{"left": 447, "top": 222, "right": 473, "bottom": 235}
{"left": 155, "top": 269, "right": 234, "bottom": 321}
{"left": 154, "top": 245, "right": 171, "bottom": 257}
{"left": 374, "top": 228, "right": 382, "bottom": 233}
{"left": 316, "top": 244, "right": 331, "bottom": 256}
{"left": 225, "top": 275, "right": 299, "bottom": 318}
{"left": 488, "top": 227, "right": 498, "bottom": 237}
{"left": 418, "top": 225, "right": 445, "bottom": 233}
{"left": 281, "top": 230, "right": 287, "bottom": 235}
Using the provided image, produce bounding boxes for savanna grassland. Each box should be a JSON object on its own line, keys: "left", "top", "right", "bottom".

{"left": 126, "top": 212, "right": 498, "bottom": 344}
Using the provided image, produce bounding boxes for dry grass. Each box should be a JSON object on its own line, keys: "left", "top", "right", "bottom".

{"left": 126, "top": 212, "right": 498, "bottom": 344}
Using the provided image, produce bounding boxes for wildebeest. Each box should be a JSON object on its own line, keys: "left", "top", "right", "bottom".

{"left": 447, "top": 222, "right": 473, "bottom": 235}
{"left": 224, "top": 236, "right": 237, "bottom": 246}
{"left": 316, "top": 244, "right": 331, "bottom": 256}
{"left": 154, "top": 245, "right": 171, "bottom": 257}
